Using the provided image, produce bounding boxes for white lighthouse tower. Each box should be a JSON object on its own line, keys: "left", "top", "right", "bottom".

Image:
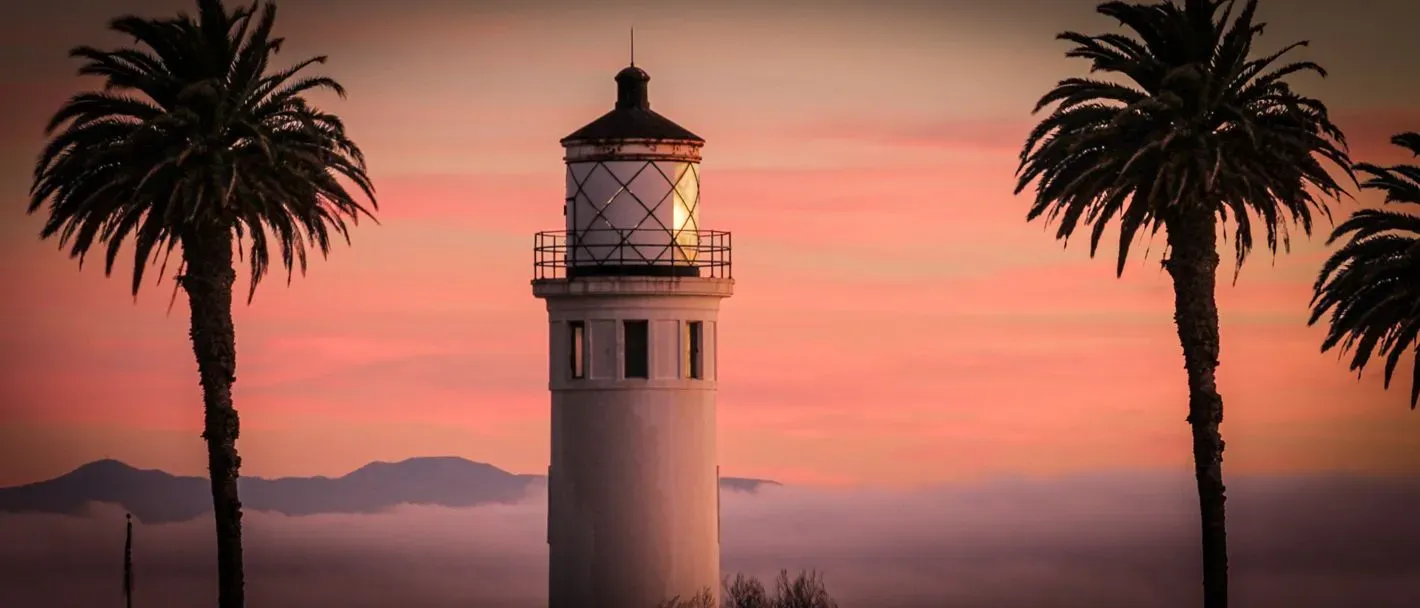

{"left": 532, "top": 60, "right": 733, "bottom": 608}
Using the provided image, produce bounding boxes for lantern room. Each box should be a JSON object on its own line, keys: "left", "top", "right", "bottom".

{"left": 535, "top": 64, "right": 730, "bottom": 280}
{"left": 531, "top": 57, "right": 737, "bottom": 608}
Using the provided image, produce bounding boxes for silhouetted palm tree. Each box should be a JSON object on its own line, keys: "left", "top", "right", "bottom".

{"left": 1310, "top": 132, "right": 1420, "bottom": 407}
{"left": 27, "top": 1, "right": 376, "bottom": 606}
{"left": 1014, "top": 1, "right": 1351, "bottom": 605}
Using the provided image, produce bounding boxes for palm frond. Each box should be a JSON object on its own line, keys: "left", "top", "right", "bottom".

{"left": 1311, "top": 134, "right": 1420, "bottom": 407}
{"left": 27, "top": 0, "right": 378, "bottom": 303}
{"left": 1016, "top": 0, "right": 1351, "bottom": 278}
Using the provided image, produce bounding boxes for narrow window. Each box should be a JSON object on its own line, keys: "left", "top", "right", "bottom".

{"left": 623, "top": 320, "right": 649, "bottom": 379}
{"left": 569, "top": 321, "right": 585, "bottom": 380}
{"left": 685, "top": 321, "right": 704, "bottom": 380}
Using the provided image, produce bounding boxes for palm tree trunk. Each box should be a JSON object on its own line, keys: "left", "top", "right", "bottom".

{"left": 181, "top": 226, "right": 245, "bottom": 608}
{"left": 1164, "top": 206, "right": 1229, "bottom": 608}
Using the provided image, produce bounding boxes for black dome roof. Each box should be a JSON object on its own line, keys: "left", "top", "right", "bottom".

{"left": 560, "top": 65, "right": 703, "bottom": 144}
{"left": 616, "top": 65, "right": 650, "bottom": 84}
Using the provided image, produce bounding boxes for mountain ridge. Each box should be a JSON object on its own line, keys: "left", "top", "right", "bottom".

{"left": 0, "top": 457, "right": 782, "bottom": 524}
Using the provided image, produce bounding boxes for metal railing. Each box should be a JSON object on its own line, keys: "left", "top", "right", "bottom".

{"left": 533, "top": 229, "right": 732, "bottom": 280}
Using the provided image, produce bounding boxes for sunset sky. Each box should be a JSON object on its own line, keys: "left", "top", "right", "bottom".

{"left": 2, "top": 0, "right": 1419, "bottom": 488}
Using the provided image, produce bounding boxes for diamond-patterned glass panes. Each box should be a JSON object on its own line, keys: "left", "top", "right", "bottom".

{"left": 567, "top": 162, "right": 597, "bottom": 192}
{"left": 564, "top": 159, "right": 702, "bottom": 267}
{"left": 567, "top": 163, "right": 606, "bottom": 234}
{"left": 668, "top": 163, "right": 700, "bottom": 262}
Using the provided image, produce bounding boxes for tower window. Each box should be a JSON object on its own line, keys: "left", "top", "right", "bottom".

{"left": 685, "top": 321, "right": 704, "bottom": 380}
{"left": 623, "top": 320, "right": 649, "bottom": 379}
{"left": 569, "top": 321, "right": 585, "bottom": 380}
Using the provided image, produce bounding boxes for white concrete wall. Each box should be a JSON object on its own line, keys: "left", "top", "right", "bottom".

{"left": 536, "top": 277, "right": 732, "bottom": 608}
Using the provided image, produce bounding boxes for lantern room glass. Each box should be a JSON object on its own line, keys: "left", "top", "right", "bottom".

{"left": 565, "top": 158, "right": 701, "bottom": 269}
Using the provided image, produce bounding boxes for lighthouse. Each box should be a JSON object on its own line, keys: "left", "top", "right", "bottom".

{"left": 532, "top": 60, "right": 733, "bottom": 608}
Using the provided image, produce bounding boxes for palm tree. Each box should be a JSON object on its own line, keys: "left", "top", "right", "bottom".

{"left": 27, "top": 1, "right": 377, "bottom": 606}
{"left": 1013, "top": 1, "right": 1351, "bottom": 605}
{"left": 1310, "top": 132, "right": 1420, "bottom": 407}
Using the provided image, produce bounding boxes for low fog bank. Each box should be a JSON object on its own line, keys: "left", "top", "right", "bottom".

{"left": 3, "top": 472, "right": 1418, "bottom": 607}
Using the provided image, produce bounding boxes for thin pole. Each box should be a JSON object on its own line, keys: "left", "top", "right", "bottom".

{"left": 124, "top": 513, "right": 134, "bottom": 608}
{"left": 630, "top": 27, "right": 635, "bottom": 66}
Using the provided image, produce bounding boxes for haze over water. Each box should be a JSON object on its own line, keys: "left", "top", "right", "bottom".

{"left": 5, "top": 475, "right": 1420, "bottom": 608}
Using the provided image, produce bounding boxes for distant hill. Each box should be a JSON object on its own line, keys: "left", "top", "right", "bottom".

{"left": 0, "top": 458, "right": 781, "bottom": 524}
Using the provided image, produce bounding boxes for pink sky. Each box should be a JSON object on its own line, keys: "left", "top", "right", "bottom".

{"left": 2, "top": 0, "right": 1419, "bottom": 487}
